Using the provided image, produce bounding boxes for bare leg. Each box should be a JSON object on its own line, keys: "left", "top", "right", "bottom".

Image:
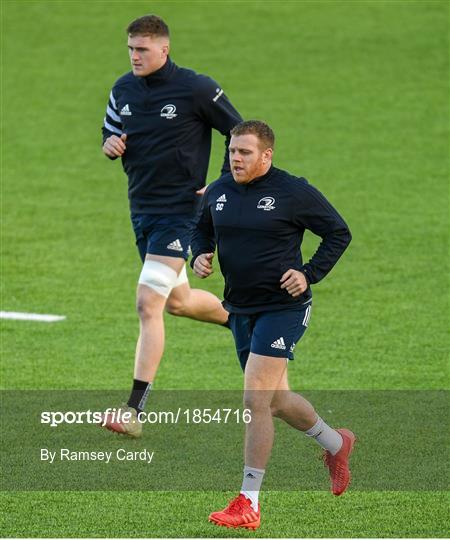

{"left": 270, "top": 369, "right": 318, "bottom": 431}
{"left": 134, "top": 254, "right": 185, "bottom": 382}
{"left": 134, "top": 284, "right": 167, "bottom": 381}
{"left": 165, "top": 281, "right": 229, "bottom": 325}
{"left": 243, "top": 353, "right": 287, "bottom": 469}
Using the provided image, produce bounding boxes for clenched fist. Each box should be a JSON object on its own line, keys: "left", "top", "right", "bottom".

{"left": 103, "top": 133, "right": 127, "bottom": 158}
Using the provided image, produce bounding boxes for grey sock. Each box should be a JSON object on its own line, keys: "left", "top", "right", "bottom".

{"left": 305, "top": 416, "right": 343, "bottom": 455}
{"left": 240, "top": 465, "right": 265, "bottom": 511}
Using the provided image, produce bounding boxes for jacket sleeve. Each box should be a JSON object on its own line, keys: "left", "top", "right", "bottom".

{"left": 194, "top": 76, "right": 243, "bottom": 175}
{"left": 293, "top": 179, "right": 352, "bottom": 284}
{"left": 101, "top": 89, "right": 124, "bottom": 160}
{"left": 190, "top": 188, "right": 217, "bottom": 268}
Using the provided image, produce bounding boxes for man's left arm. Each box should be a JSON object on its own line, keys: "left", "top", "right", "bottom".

{"left": 194, "top": 76, "right": 243, "bottom": 175}
{"left": 293, "top": 181, "right": 352, "bottom": 285}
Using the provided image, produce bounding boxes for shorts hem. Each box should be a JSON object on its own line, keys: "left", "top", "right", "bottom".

{"left": 146, "top": 246, "right": 189, "bottom": 261}
{"left": 250, "top": 347, "right": 292, "bottom": 360}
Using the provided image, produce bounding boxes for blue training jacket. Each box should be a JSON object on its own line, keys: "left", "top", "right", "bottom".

{"left": 102, "top": 58, "right": 242, "bottom": 215}
{"left": 191, "top": 166, "right": 352, "bottom": 314}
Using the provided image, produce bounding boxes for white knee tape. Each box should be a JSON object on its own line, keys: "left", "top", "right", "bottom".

{"left": 173, "top": 265, "right": 189, "bottom": 288}
{"left": 138, "top": 260, "right": 179, "bottom": 298}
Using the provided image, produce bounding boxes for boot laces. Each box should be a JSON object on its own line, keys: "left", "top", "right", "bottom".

{"left": 226, "top": 495, "right": 247, "bottom": 514}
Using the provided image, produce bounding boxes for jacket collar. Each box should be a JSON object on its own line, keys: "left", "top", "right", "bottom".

{"left": 247, "top": 165, "right": 275, "bottom": 185}
{"left": 143, "top": 57, "right": 176, "bottom": 86}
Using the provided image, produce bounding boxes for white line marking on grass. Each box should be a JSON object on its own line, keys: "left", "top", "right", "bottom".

{"left": 0, "top": 311, "right": 66, "bottom": 323}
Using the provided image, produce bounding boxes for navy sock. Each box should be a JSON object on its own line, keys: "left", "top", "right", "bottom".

{"left": 127, "top": 379, "right": 152, "bottom": 414}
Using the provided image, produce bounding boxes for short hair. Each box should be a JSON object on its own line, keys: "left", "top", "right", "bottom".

{"left": 127, "top": 15, "right": 170, "bottom": 38}
{"left": 230, "top": 120, "right": 275, "bottom": 150}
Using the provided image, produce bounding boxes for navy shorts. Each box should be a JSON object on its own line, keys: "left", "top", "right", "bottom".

{"left": 228, "top": 302, "right": 312, "bottom": 371}
{"left": 131, "top": 213, "right": 193, "bottom": 263}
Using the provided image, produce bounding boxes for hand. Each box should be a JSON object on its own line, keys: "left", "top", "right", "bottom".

{"left": 102, "top": 133, "right": 127, "bottom": 158}
{"left": 195, "top": 186, "right": 207, "bottom": 196}
{"left": 193, "top": 253, "right": 215, "bottom": 278}
{"left": 280, "top": 269, "right": 308, "bottom": 297}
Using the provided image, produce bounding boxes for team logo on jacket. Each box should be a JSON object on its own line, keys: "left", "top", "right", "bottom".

{"left": 257, "top": 196, "right": 276, "bottom": 211}
{"left": 120, "top": 104, "right": 132, "bottom": 116}
{"left": 215, "top": 194, "right": 227, "bottom": 211}
{"left": 160, "top": 104, "right": 177, "bottom": 119}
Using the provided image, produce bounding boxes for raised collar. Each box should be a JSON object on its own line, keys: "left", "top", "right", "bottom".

{"left": 247, "top": 165, "right": 275, "bottom": 186}
{"left": 143, "top": 57, "right": 176, "bottom": 86}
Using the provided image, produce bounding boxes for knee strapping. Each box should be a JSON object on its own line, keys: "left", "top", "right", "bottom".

{"left": 138, "top": 260, "right": 179, "bottom": 298}
{"left": 173, "top": 265, "right": 188, "bottom": 288}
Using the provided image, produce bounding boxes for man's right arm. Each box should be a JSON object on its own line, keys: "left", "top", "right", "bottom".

{"left": 103, "top": 133, "right": 127, "bottom": 158}
{"left": 102, "top": 90, "right": 126, "bottom": 160}
{"left": 190, "top": 188, "right": 217, "bottom": 277}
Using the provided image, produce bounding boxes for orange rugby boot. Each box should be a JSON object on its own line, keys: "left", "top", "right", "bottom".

{"left": 209, "top": 494, "right": 260, "bottom": 530}
{"left": 323, "top": 428, "right": 356, "bottom": 495}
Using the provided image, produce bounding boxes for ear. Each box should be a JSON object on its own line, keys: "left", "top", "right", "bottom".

{"left": 263, "top": 148, "right": 273, "bottom": 162}
{"left": 161, "top": 43, "right": 170, "bottom": 57}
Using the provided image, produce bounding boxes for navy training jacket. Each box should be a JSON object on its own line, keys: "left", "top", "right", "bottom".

{"left": 102, "top": 58, "right": 242, "bottom": 215}
{"left": 191, "top": 166, "right": 352, "bottom": 314}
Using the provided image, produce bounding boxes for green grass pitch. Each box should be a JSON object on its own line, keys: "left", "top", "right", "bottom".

{"left": 1, "top": 0, "right": 448, "bottom": 537}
